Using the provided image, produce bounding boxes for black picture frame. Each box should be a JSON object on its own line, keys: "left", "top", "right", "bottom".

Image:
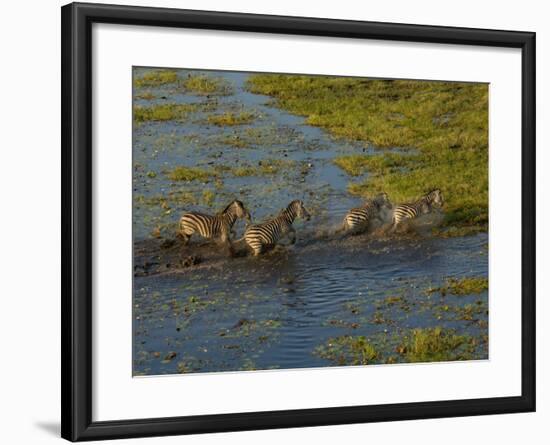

{"left": 61, "top": 2, "right": 536, "bottom": 441}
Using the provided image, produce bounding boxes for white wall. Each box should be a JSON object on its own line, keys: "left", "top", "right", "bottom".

{"left": 0, "top": 0, "right": 546, "bottom": 443}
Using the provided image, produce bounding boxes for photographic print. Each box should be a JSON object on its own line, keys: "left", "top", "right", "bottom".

{"left": 132, "top": 67, "right": 489, "bottom": 376}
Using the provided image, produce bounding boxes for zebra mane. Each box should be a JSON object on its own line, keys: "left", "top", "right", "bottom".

{"left": 425, "top": 189, "right": 442, "bottom": 202}
{"left": 277, "top": 200, "right": 300, "bottom": 219}
{"left": 288, "top": 199, "right": 301, "bottom": 208}
{"left": 221, "top": 199, "right": 241, "bottom": 214}
{"left": 414, "top": 189, "right": 439, "bottom": 203}
{"left": 372, "top": 193, "right": 388, "bottom": 203}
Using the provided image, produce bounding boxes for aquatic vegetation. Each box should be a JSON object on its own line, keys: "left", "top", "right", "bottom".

{"left": 134, "top": 103, "right": 199, "bottom": 122}
{"left": 398, "top": 327, "right": 477, "bottom": 362}
{"left": 184, "top": 295, "right": 216, "bottom": 313}
{"left": 167, "top": 159, "right": 295, "bottom": 183}
{"left": 230, "top": 159, "right": 295, "bottom": 177}
{"left": 247, "top": 74, "right": 488, "bottom": 231}
{"left": 217, "top": 134, "right": 250, "bottom": 149}
{"left": 202, "top": 189, "right": 215, "bottom": 207}
{"left": 376, "top": 295, "right": 411, "bottom": 313}
{"left": 450, "top": 302, "right": 488, "bottom": 322}
{"left": 134, "top": 69, "right": 178, "bottom": 88}
{"left": 314, "top": 326, "right": 483, "bottom": 366}
{"left": 134, "top": 191, "right": 200, "bottom": 210}
{"left": 433, "top": 225, "right": 487, "bottom": 238}
{"left": 212, "top": 126, "right": 303, "bottom": 149}
{"left": 134, "top": 91, "right": 157, "bottom": 100}
{"left": 183, "top": 74, "right": 233, "bottom": 95}
{"left": 314, "top": 335, "right": 379, "bottom": 365}
{"left": 221, "top": 318, "right": 282, "bottom": 339}
{"left": 207, "top": 111, "right": 256, "bottom": 126}
{"left": 168, "top": 166, "right": 214, "bottom": 182}
{"left": 428, "top": 276, "right": 489, "bottom": 296}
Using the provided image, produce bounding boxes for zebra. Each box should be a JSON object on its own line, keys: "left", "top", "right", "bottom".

{"left": 244, "top": 200, "right": 311, "bottom": 256}
{"left": 391, "top": 189, "right": 444, "bottom": 231}
{"left": 179, "top": 199, "right": 251, "bottom": 246}
{"left": 341, "top": 193, "right": 393, "bottom": 234}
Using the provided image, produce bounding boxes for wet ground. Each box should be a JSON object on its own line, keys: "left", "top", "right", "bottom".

{"left": 132, "top": 68, "right": 488, "bottom": 375}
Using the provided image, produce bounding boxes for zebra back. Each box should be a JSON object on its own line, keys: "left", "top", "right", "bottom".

{"left": 179, "top": 199, "right": 249, "bottom": 240}
{"left": 392, "top": 190, "right": 442, "bottom": 226}
{"left": 180, "top": 212, "right": 228, "bottom": 239}
{"left": 344, "top": 200, "right": 379, "bottom": 231}
{"left": 244, "top": 200, "right": 310, "bottom": 253}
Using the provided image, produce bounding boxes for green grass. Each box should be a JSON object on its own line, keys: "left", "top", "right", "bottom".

{"left": 313, "top": 327, "right": 482, "bottom": 366}
{"left": 134, "top": 103, "right": 198, "bottom": 122}
{"left": 247, "top": 74, "right": 488, "bottom": 231}
{"left": 134, "top": 70, "right": 178, "bottom": 88}
{"left": 183, "top": 74, "right": 232, "bottom": 95}
{"left": 399, "top": 327, "right": 476, "bottom": 362}
{"left": 428, "top": 277, "right": 489, "bottom": 296}
{"left": 201, "top": 189, "right": 215, "bottom": 206}
{"left": 230, "top": 159, "right": 293, "bottom": 177}
{"left": 167, "top": 159, "right": 294, "bottom": 182}
{"left": 314, "top": 327, "right": 482, "bottom": 365}
{"left": 207, "top": 111, "right": 256, "bottom": 126}
{"left": 213, "top": 126, "right": 301, "bottom": 149}
{"left": 168, "top": 166, "right": 214, "bottom": 182}
{"left": 217, "top": 134, "right": 250, "bottom": 148}
{"left": 314, "top": 336, "right": 379, "bottom": 365}
{"left": 134, "top": 91, "right": 157, "bottom": 100}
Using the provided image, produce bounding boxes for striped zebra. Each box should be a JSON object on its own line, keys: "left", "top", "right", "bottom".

{"left": 179, "top": 199, "right": 251, "bottom": 246}
{"left": 342, "top": 193, "right": 392, "bottom": 234}
{"left": 244, "top": 200, "right": 311, "bottom": 256}
{"left": 391, "top": 189, "right": 444, "bottom": 230}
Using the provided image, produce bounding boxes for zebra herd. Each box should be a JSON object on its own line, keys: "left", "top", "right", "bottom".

{"left": 179, "top": 189, "right": 444, "bottom": 256}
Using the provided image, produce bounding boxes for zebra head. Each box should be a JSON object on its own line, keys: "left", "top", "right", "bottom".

{"left": 224, "top": 199, "right": 251, "bottom": 222}
{"left": 288, "top": 200, "right": 311, "bottom": 221}
{"left": 427, "top": 189, "right": 444, "bottom": 207}
{"left": 373, "top": 192, "right": 393, "bottom": 211}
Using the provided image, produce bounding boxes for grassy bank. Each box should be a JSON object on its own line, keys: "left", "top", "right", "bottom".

{"left": 134, "top": 69, "right": 178, "bottom": 88}
{"left": 134, "top": 70, "right": 233, "bottom": 96}
{"left": 427, "top": 276, "right": 489, "bottom": 296}
{"left": 133, "top": 103, "right": 199, "bottom": 122}
{"left": 206, "top": 111, "right": 256, "bottom": 126}
{"left": 167, "top": 159, "right": 296, "bottom": 182}
{"left": 247, "top": 75, "right": 488, "bottom": 232}
{"left": 183, "top": 74, "right": 233, "bottom": 96}
{"left": 314, "top": 327, "right": 480, "bottom": 365}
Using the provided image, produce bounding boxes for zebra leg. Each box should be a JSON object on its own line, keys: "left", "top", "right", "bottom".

{"left": 178, "top": 223, "right": 194, "bottom": 245}
{"left": 353, "top": 222, "right": 368, "bottom": 235}
{"left": 246, "top": 242, "right": 263, "bottom": 256}
{"left": 374, "top": 216, "right": 389, "bottom": 234}
{"left": 219, "top": 230, "right": 235, "bottom": 256}
{"left": 389, "top": 218, "right": 399, "bottom": 233}
{"left": 179, "top": 232, "right": 191, "bottom": 245}
{"left": 288, "top": 228, "right": 297, "bottom": 245}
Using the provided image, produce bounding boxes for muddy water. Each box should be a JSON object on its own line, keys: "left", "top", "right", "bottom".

{"left": 132, "top": 69, "right": 488, "bottom": 375}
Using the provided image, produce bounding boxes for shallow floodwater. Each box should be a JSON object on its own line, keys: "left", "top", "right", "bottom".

{"left": 132, "top": 69, "right": 488, "bottom": 375}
